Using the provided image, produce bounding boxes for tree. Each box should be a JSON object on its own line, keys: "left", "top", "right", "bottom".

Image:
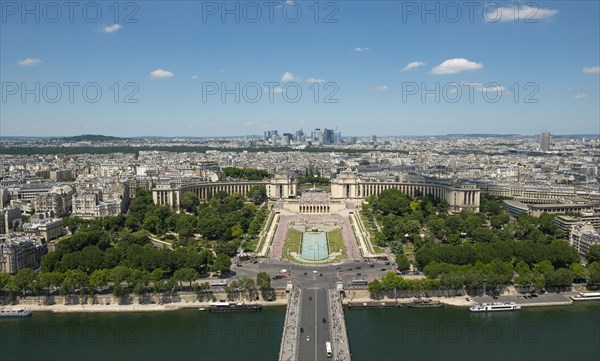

{"left": 231, "top": 223, "right": 244, "bottom": 239}
{"left": 79, "top": 246, "right": 104, "bottom": 273}
{"left": 587, "top": 262, "right": 600, "bottom": 288}
{"left": 534, "top": 260, "right": 554, "bottom": 277}
{"left": 89, "top": 269, "right": 110, "bottom": 292}
{"left": 14, "top": 268, "right": 37, "bottom": 296}
{"left": 570, "top": 263, "right": 587, "bottom": 279}
{"left": 173, "top": 268, "right": 199, "bottom": 289}
{"left": 0, "top": 272, "right": 12, "bottom": 291}
{"left": 586, "top": 245, "right": 600, "bottom": 264}
{"left": 368, "top": 279, "right": 383, "bottom": 298}
{"left": 143, "top": 215, "right": 162, "bottom": 235}
{"left": 545, "top": 268, "right": 573, "bottom": 289}
{"left": 212, "top": 254, "right": 231, "bottom": 274}
{"left": 110, "top": 266, "right": 131, "bottom": 286}
{"left": 374, "top": 189, "right": 411, "bottom": 216}
{"left": 471, "top": 227, "right": 494, "bottom": 243}
{"left": 181, "top": 192, "right": 200, "bottom": 213}
{"left": 395, "top": 254, "right": 411, "bottom": 271}
{"left": 199, "top": 250, "right": 215, "bottom": 273}
{"left": 248, "top": 185, "right": 267, "bottom": 205}
{"left": 547, "top": 240, "right": 579, "bottom": 269}
{"left": 256, "top": 272, "right": 271, "bottom": 290}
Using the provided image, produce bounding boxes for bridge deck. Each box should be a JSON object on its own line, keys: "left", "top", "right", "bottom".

{"left": 280, "top": 286, "right": 351, "bottom": 361}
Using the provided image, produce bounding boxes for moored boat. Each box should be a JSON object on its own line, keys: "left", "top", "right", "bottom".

{"left": 0, "top": 307, "right": 32, "bottom": 318}
{"left": 407, "top": 298, "right": 444, "bottom": 308}
{"left": 570, "top": 292, "right": 600, "bottom": 301}
{"left": 347, "top": 301, "right": 402, "bottom": 309}
{"left": 469, "top": 302, "right": 521, "bottom": 312}
{"left": 207, "top": 301, "right": 262, "bottom": 312}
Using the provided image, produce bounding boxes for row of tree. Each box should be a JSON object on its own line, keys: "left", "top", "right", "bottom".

{"left": 414, "top": 239, "right": 580, "bottom": 269}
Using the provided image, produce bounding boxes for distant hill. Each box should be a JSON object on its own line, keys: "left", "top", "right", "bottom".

{"left": 60, "top": 134, "right": 124, "bottom": 142}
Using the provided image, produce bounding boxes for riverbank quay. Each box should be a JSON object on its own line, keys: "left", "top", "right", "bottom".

{"left": 1, "top": 289, "right": 289, "bottom": 313}
{"left": 344, "top": 289, "right": 580, "bottom": 308}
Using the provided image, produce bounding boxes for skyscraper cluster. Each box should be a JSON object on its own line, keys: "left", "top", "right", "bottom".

{"left": 263, "top": 128, "right": 342, "bottom": 145}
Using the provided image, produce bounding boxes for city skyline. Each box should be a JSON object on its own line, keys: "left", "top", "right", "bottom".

{"left": 1, "top": 1, "right": 599, "bottom": 137}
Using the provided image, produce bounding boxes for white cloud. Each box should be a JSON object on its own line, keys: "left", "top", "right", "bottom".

{"left": 431, "top": 58, "right": 483, "bottom": 75}
{"left": 371, "top": 85, "right": 389, "bottom": 92}
{"left": 18, "top": 57, "right": 41, "bottom": 66}
{"left": 486, "top": 6, "right": 559, "bottom": 22}
{"left": 281, "top": 72, "right": 295, "bottom": 82}
{"left": 401, "top": 61, "right": 426, "bottom": 72}
{"left": 306, "top": 77, "right": 325, "bottom": 83}
{"left": 582, "top": 66, "right": 600, "bottom": 74}
{"left": 102, "top": 24, "right": 122, "bottom": 33}
{"left": 149, "top": 69, "right": 174, "bottom": 79}
{"left": 354, "top": 47, "right": 369, "bottom": 52}
{"left": 574, "top": 93, "right": 588, "bottom": 99}
{"left": 191, "top": 75, "right": 198, "bottom": 80}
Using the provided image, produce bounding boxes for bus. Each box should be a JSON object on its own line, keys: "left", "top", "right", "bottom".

{"left": 351, "top": 279, "right": 368, "bottom": 286}
{"left": 211, "top": 280, "right": 228, "bottom": 288}
{"left": 325, "top": 341, "right": 332, "bottom": 358}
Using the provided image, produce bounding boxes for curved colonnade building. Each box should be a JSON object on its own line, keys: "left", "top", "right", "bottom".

{"left": 152, "top": 172, "right": 480, "bottom": 213}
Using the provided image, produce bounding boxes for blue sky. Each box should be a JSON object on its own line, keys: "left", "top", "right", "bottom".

{"left": 1, "top": 0, "right": 599, "bottom": 137}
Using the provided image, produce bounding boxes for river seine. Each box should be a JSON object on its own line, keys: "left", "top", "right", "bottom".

{"left": 1, "top": 304, "right": 598, "bottom": 360}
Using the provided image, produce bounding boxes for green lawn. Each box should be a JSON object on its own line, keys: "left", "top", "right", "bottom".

{"left": 283, "top": 229, "right": 303, "bottom": 261}
{"left": 299, "top": 184, "right": 332, "bottom": 191}
{"left": 327, "top": 228, "right": 347, "bottom": 262}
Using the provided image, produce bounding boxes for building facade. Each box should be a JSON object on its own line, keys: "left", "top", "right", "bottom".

{"left": 0, "top": 235, "right": 47, "bottom": 274}
{"left": 569, "top": 223, "right": 600, "bottom": 261}
{"left": 330, "top": 172, "right": 480, "bottom": 212}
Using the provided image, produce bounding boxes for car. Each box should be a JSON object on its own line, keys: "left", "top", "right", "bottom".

{"left": 322, "top": 318, "right": 326, "bottom": 324}
{"left": 300, "top": 327, "right": 304, "bottom": 333}
{"left": 347, "top": 268, "right": 353, "bottom": 271}
{"left": 381, "top": 268, "right": 386, "bottom": 271}
{"left": 313, "top": 270, "right": 318, "bottom": 274}
{"left": 307, "top": 336, "right": 310, "bottom": 342}
{"left": 531, "top": 293, "right": 538, "bottom": 298}
{"left": 385, "top": 262, "right": 390, "bottom": 266}
{"left": 355, "top": 266, "right": 362, "bottom": 270}
{"left": 356, "top": 273, "right": 362, "bottom": 276}
{"left": 304, "top": 272, "right": 307, "bottom": 276}
{"left": 368, "top": 264, "right": 375, "bottom": 268}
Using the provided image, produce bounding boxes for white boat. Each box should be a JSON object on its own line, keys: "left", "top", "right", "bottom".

{"left": 469, "top": 302, "right": 521, "bottom": 312}
{"left": 570, "top": 292, "right": 600, "bottom": 301}
{"left": 0, "top": 308, "right": 32, "bottom": 318}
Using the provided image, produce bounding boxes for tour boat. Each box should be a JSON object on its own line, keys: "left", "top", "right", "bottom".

{"left": 0, "top": 308, "right": 32, "bottom": 318}
{"left": 407, "top": 298, "right": 444, "bottom": 308}
{"left": 207, "top": 301, "right": 262, "bottom": 312}
{"left": 570, "top": 292, "right": 600, "bottom": 301}
{"left": 469, "top": 302, "right": 521, "bottom": 312}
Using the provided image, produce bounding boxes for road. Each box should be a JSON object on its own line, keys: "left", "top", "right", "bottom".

{"left": 232, "top": 260, "right": 419, "bottom": 289}
{"left": 297, "top": 288, "right": 331, "bottom": 361}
